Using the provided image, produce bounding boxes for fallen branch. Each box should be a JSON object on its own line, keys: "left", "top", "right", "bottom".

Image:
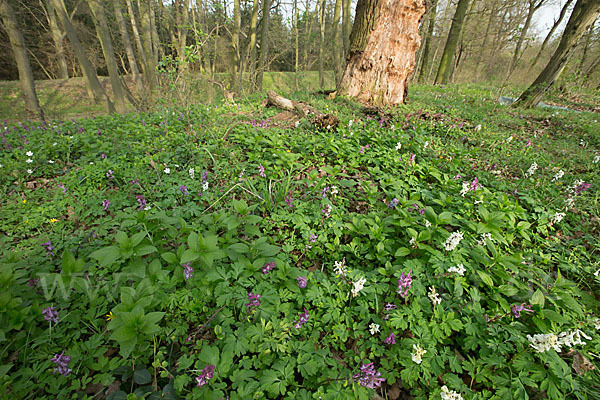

{"left": 265, "top": 91, "right": 339, "bottom": 130}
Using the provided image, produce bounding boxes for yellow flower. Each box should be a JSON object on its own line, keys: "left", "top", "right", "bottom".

{"left": 25, "top": 219, "right": 29, "bottom": 223}
{"left": 105, "top": 311, "right": 114, "bottom": 321}
{"left": 22, "top": 199, "right": 26, "bottom": 204}
{"left": 49, "top": 218, "right": 58, "bottom": 223}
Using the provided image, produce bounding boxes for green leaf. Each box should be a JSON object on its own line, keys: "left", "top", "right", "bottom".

{"left": 531, "top": 289, "right": 545, "bottom": 308}
{"left": 130, "top": 231, "right": 147, "bottom": 247}
{"left": 115, "top": 231, "right": 129, "bottom": 247}
{"left": 395, "top": 247, "right": 410, "bottom": 257}
{"left": 135, "top": 245, "right": 157, "bottom": 256}
{"left": 90, "top": 246, "right": 121, "bottom": 267}
{"left": 188, "top": 232, "right": 199, "bottom": 252}
{"left": 181, "top": 249, "right": 199, "bottom": 264}
{"left": 160, "top": 252, "right": 178, "bottom": 264}
{"left": 477, "top": 270, "right": 494, "bottom": 287}
{"left": 133, "top": 368, "right": 151, "bottom": 384}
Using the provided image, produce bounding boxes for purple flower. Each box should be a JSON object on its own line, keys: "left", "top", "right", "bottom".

{"left": 261, "top": 262, "right": 275, "bottom": 274}
{"left": 201, "top": 171, "right": 209, "bottom": 183}
{"left": 453, "top": 174, "right": 462, "bottom": 180}
{"left": 397, "top": 271, "right": 412, "bottom": 298}
{"left": 106, "top": 170, "right": 114, "bottom": 179}
{"left": 51, "top": 351, "right": 72, "bottom": 376}
{"left": 258, "top": 164, "right": 265, "bottom": 178}
{"left": 321, "top": 186, "right": 330, "bottom": 198}
{"left": 388, "top": 198, "right": 400, "bottom": 209}
{"left": 297, "top": 276, "right": 307, "bottom": 288}
{"left": 41, "top": 241, "right": 55, "bottom": 256}
{"left": 57, "top": 183, "right": 66, "bottom": 193}
{"left": 179, "top": 185, "right": 188, "bottom": 195}
{"left": 359, "top": 145, "right": 369, "bottom": 154}
{"left": 42, "top": 306, "right": 59, "bottom": 323}
{"left": 294, "top": 308, "right": 310, "bottom": 329}
{"left": 384, "top": 332, "right": 396, "bottom": 345}
{"left": 470, "top": 177, "right": 481, "bottom": 191}
{"left": 97, "top": 129, "right": 102, "bottom": 136}
{"left": 511, "top": 303, "right": 533, "bottom": 318}
{"left": 353, "top": 363, "right": 385, "bottom": 389}
{"left": 309, "top": 234, "right": 318, "bottom": 243}
{"left": 576, "top": 182, "right": 591, "bottom": 194}
{"left": 284, "top": 191, "right": 293, "bottom": 208}
{"left": 102, "top": 199, "right": 110, "bottom": 211}
{"left": 409, "top": 153, "right": 416, "bottom": 164}
{"left": 526, "top": 139, "right": 532, "bottom": 147}
{"left": 183, "top": 262, "right": 194, "bottom": 280}
{"left": 136, "top": 195, "right": 147, "bottom": 210}
{"left": 100, "top": 153, "right": 107, "bottom": 160}
{"left": 246, "top": 292, "right": 261, "bottom": 309}
{"left": 27, "top": 277, "right": 39, "bottom": 287}
{"left": 195, "top": 364, "right": 215, "bottom": 387}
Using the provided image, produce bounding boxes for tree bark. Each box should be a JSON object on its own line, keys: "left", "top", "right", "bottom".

{"left": 177, "top": 0, "right": 190, "bottom": 66}
{"left": 256, "top": 0, "right": 273, "bottom": 91}
{"left": 508, "top": 0, "right": 545, "bottom": 77}
{"left": 88, "top": 0, "right": 128, "bottom": 114}
{"left": 50, "top": 0, "right": 115, "bottom": 112}
{"left": 434, "top": 0, "right": 469, "bottom": 84}
{"left": 45, "top": 0, "right": 68, "bottom": 79}
{"left": 338, "top": 0, "right": 426, "bottom": 105}
{"left": 113, "top": 0, "right": 143, "bottom": 93}
{"left": 231, "top": 0, "right": 241, "bottom": 92}
{"left": 318, "top": 0, "right": 326, "bottom": 89}
{"left": 342, "top": 0, "right": 351, "bottom": 55}
{"left": 417, "top": 0, "right": 438, "bottom": 82}
{"left": 331, "top": 0, "right": 343, "bottom": 85}
{"left": 0, "top": 0, "right": 44, "bottom": 119}
{"left": 474, "top": 0, "right": 497, "bottom": 79}
{"left": 294, "top": 0, "right": 299, "bottom": 90}
{"left": 530, "top": 0, "right": 574, "bottom": 69}
{"left": 139, "top": 0, "right": 157, "bottom": 92}
{"left": 247, "top": 0, "right": 259, "bottom": 82}
{"left": 515, "top": 0, "right": 600, "bottom": 108}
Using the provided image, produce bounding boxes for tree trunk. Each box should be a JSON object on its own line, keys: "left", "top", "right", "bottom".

{"left": 342, "top": 0, "right": 351, "bottom": 55}
{"left": 508, "top": 0, "right": 544, "bottom": 77}
{"left": 88, "top": 0, "right": 128, "bottom": 114}
{"left": 247, "top": 0, "right": 259, "bottom": 82}
{"left": 331, "top": 0, "right": 343, "bottom": 85}
{"left": 231, "top": 0, "right": 241, "bottom": 92}
{"left": 45, "top": 0, "right": 68, "bottom": 79}
{"left": 304, "top": 0, "right": 319, "bottom": 72}
{"left": 113, "top": 0, "right": 143, "bottom": 93}
{"left": 474, "top": 0, "right": 497, "bottom": 79}
{"left": 177, "top": 0, "right": 190, "bottom": 66}
{"left": 0, "top": 0, "right": 44, "bottom": 119}
{"left": 577, "top": 21, "right": 594, "bottom": 73}
{"left": 434, "top": 0, "right": 469, "bottom": 84}
{"left": 338, "top": 0, "right": 426, "bottom": 105}
{"left": 418, "top": 0, "right": 438, "bottom": 82}
{"left": 127, "top": 0, "right": 146, "bottom": 76}
{"left": 139, "top": 0, "right": 157, "bottom": 92}
{"left": 318, "top": 0, "right": 326, "bottom": 89}
{"left": 50, "top": 0, "right": 115, "bottom": 112}
{"left": 149, "top": 1, "right": 161, "bottom": 65}
{"left": 294, "top": 0, "right": 299, "bottom": 90}
{"left": 515, "top": 0, "right": 600, "bottom": 108}
{"left": 256, "top": 0, "right": 273, "bottom": 91}
{"left": 530, "top": 0, "right": 574, "bottom": 69}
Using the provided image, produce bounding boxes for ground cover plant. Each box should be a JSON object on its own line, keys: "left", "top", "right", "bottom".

{"left": 0, "top": 84, "right": 599, "bottom": 399}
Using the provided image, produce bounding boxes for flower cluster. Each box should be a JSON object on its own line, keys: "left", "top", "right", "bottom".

{"left": 447, "top": 264, "right": 465, "bottom": 276}
{"left": 183, "top": 262, "right": 194, "bottom": 280}
{"left": 42, "top": 306, "right": 59, "bottom": 323}
{"left": 351, "top": 277, "right": 366, "bottom": 297}
{"left": 297, "top": 276, "right": 307, "bottom": 288}
{"left": 441, "top": 385, "right": 464, "bottom": 400}
{"left": 179, "top": 185, "right": 188, "bottom": 195}
{"left": 41, "top": 241, "right": 55, "bottom": 256}
{"left": 527, "top": 329, "right": 591, "bottom": 353}
{"left": 258, "top": 164, "right": 265, "bottom": 177}
{"left": 428, "top": 286, "right": 441, "bottom": 305}
{"left": 411, "top": 344, "right": 427, "bottom": 364}
{"left": 384, "top": 332, "right": 396, "bottom": 345}
{"left": 322, "top": 204, "right": 332, "bottom": 217}
{"left": 333, "top": 259, "right": 347, "bottom": 277}
{"left": 51, "top": 351, "right": 72, "bottom": 376}
{"left": 369, "top": 323, "right": 380, "bottom": 335}
{"left": 525, "top": 162, "right": 538, "bottom": 178}
{"left": 196, "top": 364, "right": 215, "bottom": 387}
{"left": 476, "top": 232, "right": 492, "bottom": 246}
{"left": 284, "top": 191, "right": 293, "bottom": 208}
{"left": 245, "top": 292, "right": 261, "bottom": 310}
{"left": 552, "top": 169, "right": 564, "bottom": 181}
{"left": 397, "top": 271, "right": 412, "bottom": 298}
{"left": 551, "top": 212, "right": 565, "bottom": 224}
{"left": 353, "top": 363, "right": 385, "bottom": 389}
{"left": 511, "top": 303, "right": 533, "bottom": 318}
{"left": 443, "top": 231, "right": 464, "bottom": 251}
{"left": 102, "top": 199, "right": 110, "bottom": 211}
{"left": 387, "top": 198, "right": 400, "bottom": 209}
{"left": 261, "top": 262, "right": 275, "bottom": 274}
{"left": 294, "top": 308, "right": 309, "bottom": 329}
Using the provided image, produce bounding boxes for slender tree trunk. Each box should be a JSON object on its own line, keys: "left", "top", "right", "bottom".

{"left": 127, "top": 0, "right": 146, "bottom": 76}
{"left": 342, "top": 0, "right": 351, "bottom": 55}
{"left": 231, "top": 0, "right": 241, "bottom": 92}
{"left": 45, "top": 0, "right": 68, "bottom": 79}
{"left": 450, "top": 0, "right": 479, "bottom": 82}
{"left": 434, "top": 0, "right": 469, "bottom": 84}
{"left": 331, "top": 0, "right": 342, "bottom": 85}
{"left": 113, "top": 0, "right": 143, "bottom": 93}
{"left": 50, "top": 0, "right": 115, "bottom": 112}
{"left": 88, "top": 0, "right": 128, "bottom": 113}
{"left": 530, "top": 0, "right": 574, "bottom": 69}
{"left": 474, "top": 0, "right": 497, "bottom": 79}
{"left": 515, "top": 0, "right": 600, "bottom": 107}
{"left": 139, "top": 0, "right": 157, "bottom": 92}
{"left": 487, "top": 3, "right": 509, "bottom": 75}
{"left": 508, "top": 0, "right": 544, "bottom": 77}
{"left": 303, "top": 0, "right": 315, "bottom": 71}
{"left": 0, "top": 0, "right": 44, "bottom": 119}
{"left": 338, "top": 0, "right": 426, "bottom": 105}
{"left": 318, "top": 0, "right": 325, "bottom": 89}
{"left": 212, "top": 21, "right": 219, "bottom": 77}
{"left": 257, "top": 0, "right": 273, "bottom": 91}
{"left": 418, "top": 0, "right": 438, "bottom": 82}
{"left": 247, "top": 0, "right": 259, "bottom": 81}
{"left": 294, "top": 0, "right": 299, "bottom": 90}
{"left": 578, "top": 22, "right": 594, "bottom": 73}
{"left": 149, "top": 1, "right": 161, "bottom": 65}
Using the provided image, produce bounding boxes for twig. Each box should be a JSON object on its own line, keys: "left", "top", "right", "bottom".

{"left": 202, "top": 183, "right": 242, "bottom": 214}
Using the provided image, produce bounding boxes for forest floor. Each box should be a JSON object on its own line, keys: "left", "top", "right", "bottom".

{"left": 0, "top": 77, "right": 599, "bottom": 399}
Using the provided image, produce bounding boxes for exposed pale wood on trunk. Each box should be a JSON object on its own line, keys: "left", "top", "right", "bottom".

{"left": 45, "top": 0, "right": 68, "bottom": 79}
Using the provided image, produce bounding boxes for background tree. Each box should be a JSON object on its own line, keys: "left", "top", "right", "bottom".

{"left": 434, "top": 0, "right": 469, "bottom": 84}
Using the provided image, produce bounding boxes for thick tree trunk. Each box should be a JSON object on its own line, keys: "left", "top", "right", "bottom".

{"left": 88, "top": 0, "right": 128, "bottom": 114}
{"left": 318, "top": 0, "right": 326, "bottom": 89}
{"left": 417, "top": 0, "right": 438, "bottom": 82}
{"left": 50, "top": 0, "right": 115, "bottom": 112}
{"left": 434, "top": 0, "right": 469, "bottom": 84}
{"left": 231, "top": 0, "right": 241, "bottom": 92}
{"left": 257, "top": 0, "right": 273, "bottom": 91}
{"left": 113, "top": 0, "right": 143, "bottom": 93}
{"left": 332, "top": 0, "right": 343, "bottom": 85}
{"left": 45, "top": 0, "right": 68, "bottom": 79}
{"left": 0, "top": 0, "right": 44, "bottom": 119}
{"left": 508, "top": 0, "right": 544, "bottom": 77}
{"left": 338, "top": 0, "right": 426, "bottom": 105}
{"left": 530, "top": 0, "right": 574, "bottom": 69}
{"left": 140, "top": 0, "right": 157, "bottom": 92}
{"left": 515, "top": 0, "right": 600, "bottom": 108}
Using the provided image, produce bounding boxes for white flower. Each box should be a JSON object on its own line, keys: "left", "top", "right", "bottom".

{"left": 295, "top": 120, "right": 300, "bottom": 128}
{"left": 164, "top": 167, "right": 171, "bottom": 174}
{"left": 447, "top": 264, "right": 465, "bottom": 276}
{"left": 52, "top": 142, "right": 57, "bottom": 146}
{"left": 144, "top": 205, "right": 151, "bottom": 211}
{"left": 89, "top": 162, "right": 94, "bottom": 165}
{"left": 565, "top": 197, "right": 576, "bottom": 209}
{"left": 443, "top": 231, "right": 464, "bottom": 251}
{"left": 322, "top": 204, "right": 332, "bottom": 217}
{"left": 551, "top": 212, "right": 565, "bottom": 224}
{"left": 189, "top": 168, "right": 195, "bottom": 179}
{"left": 330, "top": 186, "right": 339, "bottom": 196}
{"left": 558, "top": 329, "right": 591, "bottom": 348}
{"left": 27, "top": 169, "right": 33, "bottom": 174}
{"left": 411, "top": 344, "right": 427, "bottom": 364}
{"left": 202, "top": 181, "right": 209, "bottom": 191}
{"left": 460, "top": 181, "right": 470, "bottom": 197}
{"left": 351, "top": 277, "right": 366, "bottom": 297}
{"left": 593, "top": 319, "right": 600, "bottom": 330}
{"left": 333, "top": 259, "right": 347, "bottom": 277}
{"left": 594, "top": 270, "right": 599, "bottom": 277}
{"left": 424, "top": 220, "right": 432, "bottom": 227}
{"left": 525, "top": 162, "right": 538, "bottom": 178}
{"left": 527, "top": 333, "right": 561, "bottom": 353}
{"left": 25, "top": 151, "right": 33, "bottom": 157}
{"left": 476, "top": 233, "right": 492, "bottom": 246}
{"left": 409, "top": 237, "right": 416, "bottom": 246}
{"left": 506, "top": 136, "right": 513, "bottom": 144}
{"left": 593, "top": 155, "right": 600, "bottom": 164}
{"left": 348, "top": 120, "right": 353, "bottom": 127}
{"left": 475, "top": 124, "right": 482, "bottom": 131}
{"left": 552, "top": 170, "right": 564, "bottom": 182}
{"left": 69, "top": 135, "right": 73, "bottom": 139}
{"left": 369, "top": 323, "right": 380, "bottom": 335}
{"left": 26, "top": 158, "right": 33, "bottom": 163}
{"left": 428, "top": 286, "right": 441, "bottom": 305}
{"left": 423, "top": 141, "right": 429, "bottom": 149}
{"left": 48, "top": 160, "right": 54, "bottom": 164}
{"left": 441, "top": 385, "right": 463, "bottom": 400}
{"left": 395, "top": 142, "right": 402, "bottom": 150}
